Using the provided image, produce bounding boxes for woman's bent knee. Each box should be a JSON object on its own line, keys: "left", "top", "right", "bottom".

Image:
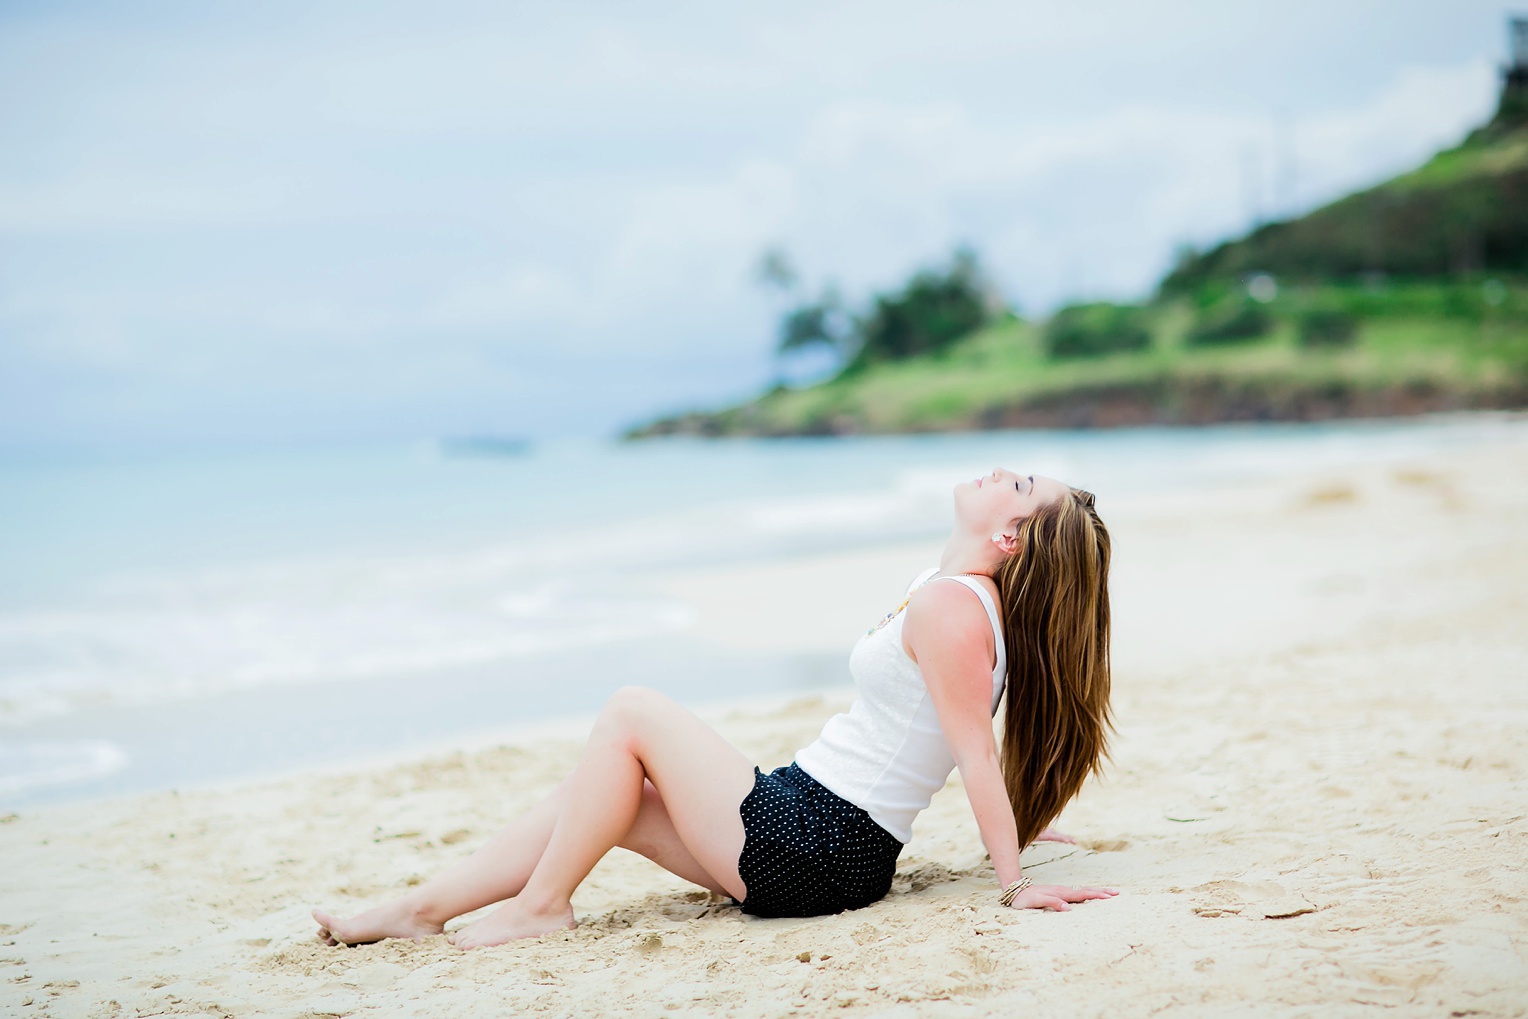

{"left": 595, "top": 687, "right": 671, "bottom": 744}
{"left": 603, "top": 685, "right": 667, "bottom": 721}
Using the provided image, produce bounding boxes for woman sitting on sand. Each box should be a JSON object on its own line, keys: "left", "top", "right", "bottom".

{"left": 314, "top": 468, "right": 1117, "bottom": 949}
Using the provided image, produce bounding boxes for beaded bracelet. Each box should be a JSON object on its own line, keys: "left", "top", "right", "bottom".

{"left": 999, "top": 877, "right": 1032, "bottom": 907}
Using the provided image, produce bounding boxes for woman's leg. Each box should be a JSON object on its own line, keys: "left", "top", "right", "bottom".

{"left": 313, "top": 777, "right": 729, "bottom": 945}
{"left": 313, "top": 687, "right": 752, "bottom": 945}
{"left": 447, "top": 686, "right": 756, "bottom": 949}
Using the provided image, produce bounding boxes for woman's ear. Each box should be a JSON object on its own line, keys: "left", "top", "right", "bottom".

{"left": 991, "top": 530, "right": 1021, "bottom": 556}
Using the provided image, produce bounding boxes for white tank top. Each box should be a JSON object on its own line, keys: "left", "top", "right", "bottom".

{"left": 795, "top": 568, "right": 1007, "bottom": 843}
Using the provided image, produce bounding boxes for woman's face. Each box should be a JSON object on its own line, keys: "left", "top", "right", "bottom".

{"left": 955, "top": 467, "right": 1068, "bottom": 536}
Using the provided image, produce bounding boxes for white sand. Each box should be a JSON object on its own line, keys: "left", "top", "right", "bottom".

{"left": 3, "top": 426, "right": 1527, "bottom": 1017}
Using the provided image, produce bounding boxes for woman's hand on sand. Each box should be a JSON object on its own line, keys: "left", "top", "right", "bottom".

{"left": 1009, "top": 884, "right": 1117, "bottom": 911}
{"left": 1034, "top": 827, "right": 1076, "bottom": 844}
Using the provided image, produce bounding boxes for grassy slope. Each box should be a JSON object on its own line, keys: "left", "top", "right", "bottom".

{"left": 630, "top": 120, "right": 1528, "bottom": 438}
{"left": 679, "top": 284, "right": 1528, "bottom": 436}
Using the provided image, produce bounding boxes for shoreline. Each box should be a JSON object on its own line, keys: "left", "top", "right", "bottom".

{"left": 11, "top": 411, "right": 1525, "bottom": 813}
{"left": 629, "top": 376, "right": 1528, "bottom": 440}
{"left": 3, "top": 429, "right": 1527, "bottom": 1016}
{"left": 0, "top": 637, "right": 853, "bottom": 813}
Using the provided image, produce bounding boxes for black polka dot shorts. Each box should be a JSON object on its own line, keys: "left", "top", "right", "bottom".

{"left": 736, "top": 762, "right": 904, "bottom": 918}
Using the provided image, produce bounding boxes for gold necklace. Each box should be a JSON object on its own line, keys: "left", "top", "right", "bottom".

{"left": 867, "top": 571, "right": 984, "bottom": 632}
{"left": 866, "top": 594, "right": 915, "bottom": 636}
{"left": 866, "top": 573, "right": 949, "bottom": 636}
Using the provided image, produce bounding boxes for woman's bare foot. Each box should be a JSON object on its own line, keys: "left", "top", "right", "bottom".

{"left": 312, "top": 898, "right": 445, "bottom": 947}
{"left": 446, "top": 898, "right": 575, "bottom": 950}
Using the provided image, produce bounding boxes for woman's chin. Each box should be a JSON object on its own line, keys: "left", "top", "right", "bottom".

{"left": 951, "top": 488, "right": 978, "bottom": 519}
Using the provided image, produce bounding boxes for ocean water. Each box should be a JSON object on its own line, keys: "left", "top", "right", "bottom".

{"left": 2, "top": 414, "right": 1522, "bottom": 807}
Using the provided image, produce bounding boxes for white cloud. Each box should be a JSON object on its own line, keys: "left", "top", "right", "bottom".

{"left": 0, "top": 1, "right": 1511, "bottom": 442}
{"left": 430, "top": 267, "right": 585, "bottom": 330}
{"left": 1294, "top": 60, "right": 1498, "bottom": 202}
{"left": 672, "top": 56, "right": 1498, "bottom": 309}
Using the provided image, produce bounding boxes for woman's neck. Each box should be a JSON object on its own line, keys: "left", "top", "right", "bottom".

{"left": 938, "top": 528, "right": 1001, "bottom": 578}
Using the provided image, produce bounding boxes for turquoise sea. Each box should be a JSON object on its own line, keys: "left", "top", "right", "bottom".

{"left": 2, "top": 414, "right": 1522, "bottom": 808}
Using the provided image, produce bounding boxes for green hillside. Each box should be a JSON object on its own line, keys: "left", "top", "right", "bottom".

{"left": 629, "top": 95, "right": 1528, "bottom": 439}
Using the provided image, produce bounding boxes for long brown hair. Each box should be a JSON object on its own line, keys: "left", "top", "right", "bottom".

{"left": 993, "top": 487, "right": 1113, "bottom": 849}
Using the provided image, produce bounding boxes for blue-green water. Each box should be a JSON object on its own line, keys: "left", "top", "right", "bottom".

{"left": 2, "top": 415, "right": 1522, "bottom": 806}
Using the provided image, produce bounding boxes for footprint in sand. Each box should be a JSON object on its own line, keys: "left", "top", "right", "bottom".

{"left": 1189, "top": 879, "right": 1316, "bottom": 920}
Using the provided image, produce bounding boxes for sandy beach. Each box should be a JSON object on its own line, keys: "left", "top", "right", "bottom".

{"left": 3, "top": 423, "right": 1527, "bottom": 1018}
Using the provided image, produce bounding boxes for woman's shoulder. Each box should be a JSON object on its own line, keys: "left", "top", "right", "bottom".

{"left": 902, "top": 575, "right": 999, "bottom": 672}
{"left": 904, "top": 566, "right": 940, "bottom": 595}
{"left": 905, "top": 574, "right": 996, "bottom": 633}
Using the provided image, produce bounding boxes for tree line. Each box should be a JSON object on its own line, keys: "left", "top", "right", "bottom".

{"left": 756, "top": 246, "right": 1003, "bottom": 377}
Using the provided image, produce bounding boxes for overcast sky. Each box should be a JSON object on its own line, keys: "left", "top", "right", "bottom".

{"left": 0, "top": 1, "right": 1512, "bottom": 447}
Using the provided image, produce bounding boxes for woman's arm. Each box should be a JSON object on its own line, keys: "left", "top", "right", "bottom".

{"left": 904, "top": 582, "right": 1117, "bottom": 912}
{"left": 903, "top": 582, "right": 1026, "bottom": 886}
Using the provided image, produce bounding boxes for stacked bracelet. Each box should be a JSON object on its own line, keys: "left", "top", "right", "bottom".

{"left": 999, "top": 877, "right": 1032, "bottom": 907}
